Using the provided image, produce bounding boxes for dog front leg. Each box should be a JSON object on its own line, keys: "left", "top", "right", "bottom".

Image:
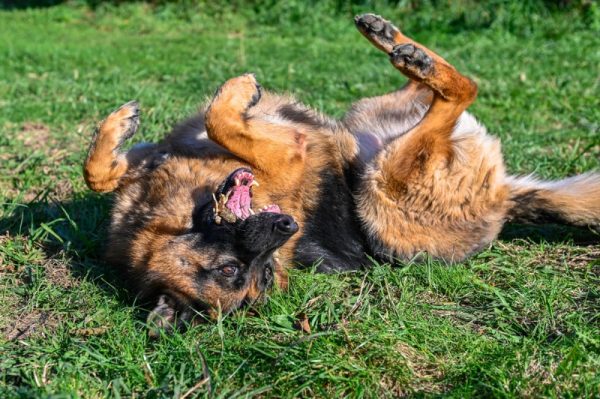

{"left": 204, "top": 74, "right": 307, "bottom": 175}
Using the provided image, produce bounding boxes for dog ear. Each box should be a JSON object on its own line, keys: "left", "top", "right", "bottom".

{"left": 146, "top": 294, "right": 189, "bottom": 337}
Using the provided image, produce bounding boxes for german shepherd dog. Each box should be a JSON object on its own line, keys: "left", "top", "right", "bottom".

{"left": 84, "top": 14, "right": 600, "bottom": 332}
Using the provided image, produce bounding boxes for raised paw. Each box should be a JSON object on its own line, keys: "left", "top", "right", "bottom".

{"left": 100, "top": 100, "right": 140, "bottom": 150}
{"left": 84, "top": 101, "right": 140, "bottom": 193}
{"left": 390, "top": 44, "right": 433, "bottom": 79}
{"left": 354, "top": 13, "right": 401, "bottom": 53}
{"left": 213, "top": 73, "right": 262, "bottom": 114}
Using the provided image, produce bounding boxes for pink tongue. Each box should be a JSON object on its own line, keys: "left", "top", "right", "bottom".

{"left": 226, "top": 185, "right": 252, "bottom": 219}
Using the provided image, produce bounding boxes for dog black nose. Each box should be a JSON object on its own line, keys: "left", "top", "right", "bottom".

{"left": 274, "top": 215, "right": 298, "bottom": 235}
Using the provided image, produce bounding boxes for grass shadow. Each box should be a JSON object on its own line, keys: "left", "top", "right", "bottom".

{"left": 0, "top": 0, "right": 142, "bottom": 10}
{"left": 0, "top": 193, "right": 134, "bottom": 304}
{"left": 499, "top": 223, "right": 599, "bottom": 246}
{"left": 0, "top": 0, "right": 65, "bottom": 9}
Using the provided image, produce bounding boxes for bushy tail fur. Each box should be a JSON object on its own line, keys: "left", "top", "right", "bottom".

{"left": 506, "top": 173, "right": 600, "bottom": 232}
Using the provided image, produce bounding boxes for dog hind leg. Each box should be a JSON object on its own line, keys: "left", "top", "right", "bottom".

{"left": 354, "top": 14, "right": 509, "bottom": 262}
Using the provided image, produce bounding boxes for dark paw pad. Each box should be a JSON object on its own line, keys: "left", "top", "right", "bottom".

{"left": 355, "top": 14, "right": 385, "bottom": 32}
{"left": 355, "top": 13, "right": 397, "bottom": 44}
{"left": 390, "top": 44, "right": 433, "bottom": 76}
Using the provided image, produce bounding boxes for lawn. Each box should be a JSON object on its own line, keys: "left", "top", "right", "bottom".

{"left": 0, "top": 1, "right": 599, "bottom": 397}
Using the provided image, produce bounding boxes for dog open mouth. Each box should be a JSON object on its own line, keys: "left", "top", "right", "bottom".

{"left": 213, "top": 168, "right": 281, "bottom": 224}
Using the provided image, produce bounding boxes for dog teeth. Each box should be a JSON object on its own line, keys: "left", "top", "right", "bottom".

{"left": 249, "top": 208, "right": 255, "bottom": 215}
{"left": 234, "top": 177, "right": 241, "bottom": 186}
{"left": 250, "top": 180, "right": 259, "bottom": 187}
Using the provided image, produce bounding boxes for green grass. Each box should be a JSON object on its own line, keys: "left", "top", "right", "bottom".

{"left": 1, "top": 1, "right": 599, "bottom": 397}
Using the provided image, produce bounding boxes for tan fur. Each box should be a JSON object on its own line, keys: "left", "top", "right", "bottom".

{"left": 351, "top": 14, "right": 504, "bottom": 261}
{"left": 84, "top": 101, "right": 139, "bottom": 192}
{"left": 349, "top": 13, "right": 598, "bottom": 262}
{"left": 83, "top": 76, "right": 356, "bottom": 319}
{"left": 204, "top": 74, "right": 359, "bottom": 269}
{"left": 83, "top": 13, "right": 599, "bottom": 327}
{"left": 354, "top": 110, "right": 510, "bottom": 261}
{"left": 506, "top": 173, "right": 600, "bottom": 229}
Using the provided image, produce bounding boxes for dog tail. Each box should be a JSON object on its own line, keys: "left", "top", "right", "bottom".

{"left": 505, "top": 172, "right": 600, "bottom": 231}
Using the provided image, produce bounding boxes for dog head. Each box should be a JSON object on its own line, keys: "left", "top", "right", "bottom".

{"left": 144, "top": 168, "right": 298, "bottom": 335}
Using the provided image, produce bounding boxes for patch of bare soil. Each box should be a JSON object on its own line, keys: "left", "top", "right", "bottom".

{"left": 17, "top": 122, "right": 51, "bottom": 151}
{"left": 43, "top": 258, "right": 77, "bottom": 289}
{"left": 496, "top": 241, "right": 600, "bottom": 273}
{"left": 1, "top": 121, "right": 77, "bottom": 203}
{"left": 528, "top": 245, "right": 600, "bottom": 273}
{"left": 0, "top": 288, "right": 21, "bottom": 339}
{"left": 0, "top": 235, "right": 76, "bottom": 341}
{"left": 1, "top": 309, "right": 59, "bottom": 342}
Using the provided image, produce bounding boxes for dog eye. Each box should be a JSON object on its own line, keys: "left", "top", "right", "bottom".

{"left": 219, "top": 265, "right": 238, "bottom": 277}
